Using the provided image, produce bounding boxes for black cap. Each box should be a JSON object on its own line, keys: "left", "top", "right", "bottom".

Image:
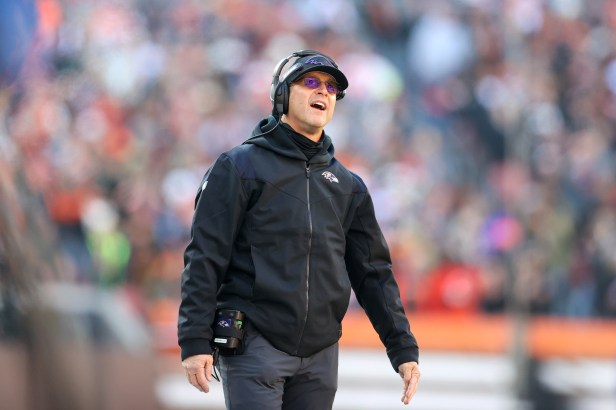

{"left": 281, "top": 54, "right": 348, "bottom": 91}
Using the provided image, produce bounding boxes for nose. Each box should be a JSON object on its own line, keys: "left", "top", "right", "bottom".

{"left": 316, "top": 81, "right": 329, "bottom": 95}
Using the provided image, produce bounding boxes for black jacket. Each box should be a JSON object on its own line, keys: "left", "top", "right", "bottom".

{"left": 178, "top": 116, "right": 419, "bottom": 371}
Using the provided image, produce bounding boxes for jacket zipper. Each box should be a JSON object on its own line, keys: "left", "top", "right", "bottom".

{"left": 296, "top": 162, "right": 312, "bottom": 354}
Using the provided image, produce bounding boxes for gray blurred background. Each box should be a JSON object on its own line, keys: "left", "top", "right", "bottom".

{"left": 1, "top": 0, "right": 616, "bottom": 409}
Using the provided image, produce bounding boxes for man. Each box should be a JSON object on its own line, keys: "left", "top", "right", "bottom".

{"left": 178, "top": 50, "right": 420, "bottom": 409}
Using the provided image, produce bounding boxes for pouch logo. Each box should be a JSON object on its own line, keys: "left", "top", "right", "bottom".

{"left": 217, "top": 319, "right": 231, "bottom": 328}
{"left": 322, "top": 171, "right": 339, "bottom": 183}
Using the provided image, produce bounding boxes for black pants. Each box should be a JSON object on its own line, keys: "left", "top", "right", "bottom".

{"left": 219, "top": 325, "right": 338, "bottom": 410}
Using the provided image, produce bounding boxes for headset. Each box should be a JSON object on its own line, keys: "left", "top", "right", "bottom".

{"left": 269, "top": 49, "right": 346, "bottom": 115}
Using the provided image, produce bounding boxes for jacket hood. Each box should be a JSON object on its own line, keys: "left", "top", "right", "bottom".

{"left": 244, "top": 115, "right": 334, "bottom": 164}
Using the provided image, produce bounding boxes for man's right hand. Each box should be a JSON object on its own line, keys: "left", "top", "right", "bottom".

{"left": 182, "top": 354, "right": 215, "bottom": 393}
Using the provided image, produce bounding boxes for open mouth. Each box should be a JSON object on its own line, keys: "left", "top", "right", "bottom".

{"left": 310, "top": 102, "right": 326, "bottom": 111}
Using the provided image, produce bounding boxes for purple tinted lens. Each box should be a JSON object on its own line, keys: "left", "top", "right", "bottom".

{"left": 303, "top": 77, "right": 320, "bottom": 89}
{"left": 302, "top": 77, "right": 338, "bottom": 95}
{"left": 326, "top": 83, "right": 338, "bottom": 94}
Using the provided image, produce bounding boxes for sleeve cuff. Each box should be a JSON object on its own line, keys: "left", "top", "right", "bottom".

{"left": 180, "top": 338, "right": 213, "bottom": 361}
{"left": 389, "top": 346, "right": 419, "bottom": 372}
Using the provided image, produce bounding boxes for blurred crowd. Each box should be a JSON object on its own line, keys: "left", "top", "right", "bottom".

{"left": 2, "top": 0, "right": 616, "bottom": 321}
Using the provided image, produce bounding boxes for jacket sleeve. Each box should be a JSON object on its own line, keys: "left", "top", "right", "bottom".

{"left": 177, "top": 154, "right": 248, "bottom": 361}
{"left": 345, "top": 177, "right": 419, "bottom": 371}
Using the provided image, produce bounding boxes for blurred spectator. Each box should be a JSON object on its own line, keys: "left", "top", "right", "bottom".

{"left": 0, "top": 0, "right": 38, "bottom": 86}
{"left": 2, "top": 0, "right": 616, "bottom": 322}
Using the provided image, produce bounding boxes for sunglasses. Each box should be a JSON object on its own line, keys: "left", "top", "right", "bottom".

{"left": 297, "top": 76, "right": 339, "bottom": 95}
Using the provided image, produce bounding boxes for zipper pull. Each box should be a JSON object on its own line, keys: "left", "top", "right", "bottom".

{"left": 305, "top": 163, "right": 310, "bottom": 178}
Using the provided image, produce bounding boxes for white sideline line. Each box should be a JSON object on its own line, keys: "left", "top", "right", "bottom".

{"left": 155, "top": 350, "right": 616, "bottom": 410}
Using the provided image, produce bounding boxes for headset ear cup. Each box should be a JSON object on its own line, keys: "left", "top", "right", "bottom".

{"left": 275, "top": 82, "right": 289, "bottom": 115}
{"left": 270, "top": 79, "right": 278, "bottom": 107}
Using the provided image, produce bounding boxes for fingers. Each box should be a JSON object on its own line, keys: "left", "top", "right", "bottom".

{"left": 401, "top": 379, "right": 411, "bottom": 405}
{"left": 184, "top": 366, "right": 209, "bottom": 393}
{"left": 402, "top": 371, "right": 420, "bottom": 404}
{"left": 205, "top": 359, "right": 214, "bottom": 382}
{"left": 409, "top": 370, "right": 419, "bottom": 398}
{"left": 399, "top": 362, "right": 420, "bottom": 405}
{"left": 194, "top": 369, "right": 211, "bottom": 393}
{"left": 182, "top": 354, "right": 214, "bottom": 393}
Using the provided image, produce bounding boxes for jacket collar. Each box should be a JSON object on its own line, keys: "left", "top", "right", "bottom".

{"left": 245, "top": 115, "right": 334, "bottom": 164}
